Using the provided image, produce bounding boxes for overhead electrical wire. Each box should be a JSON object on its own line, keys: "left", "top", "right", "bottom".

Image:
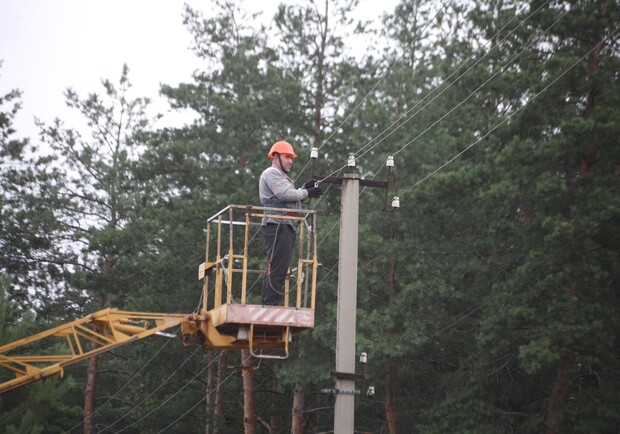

{"left": 316, "top": 0, "right": 450, "bottom": 154}
{"left": 334, "top": 8, "right": 597, "bottom": 260}
{"left": 399, "top": 30, "right": 618, "bottom": 196}
{"left": 351, "top": 0, "right": 550, "bottom": 164}
{"left": 306, "top": 1, "right": 558, "bottom": 213}
{"left": 98, "top": 345, "right": 202, "bottom": 433}
{"left": 387, "top": 8, "right": 570, "bottom": 160}
{"left": 305, "top": 5, "right": 572, "bottom": 266}
{"left": 294, "top": 0, "right": 451, "bottom": 181}
{"left": 64, "top": 334, "right": 177, "bottom": 433}
{"left": 310, "top": 1, "right": 552, "bottom": 251}
{"left": 114, "top": 351, "right": 224, "bottom": 433}
{"left": 332, "top": 1, "right": 563, "bottom": 180}
{"left": 152, "top": 355, "right": 248, "bottom": 434}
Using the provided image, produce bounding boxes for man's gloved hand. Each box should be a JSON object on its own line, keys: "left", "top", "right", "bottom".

{"left": 303, "top": 179, "right": 318, "bottom": 189}
{"left": 306, "top": 186, "right": 323, "bottom": 198}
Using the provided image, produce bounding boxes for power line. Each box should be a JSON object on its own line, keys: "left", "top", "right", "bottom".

{"left": 389, "top": 8, "right": 569, "bottom": 159}
{"left": 399, "top": 30, "right": 617, "bottom": 196}
{"left": 307, "top": 3, "right": 568, "bottom": 237}
{"left": 98, "top": 345, "right": 202, "bottom": 433}
{"left": 115, "top": 351, "right": 224, "bottom": 433}
{"left": 153, "top": 354, "right": 246, "bottom": 434}
{"left": 64, "top": 334, "right": 177, "bottom": 433}
{"left": 307, "top": 1, "right": 556, "bottom": 191}
{"left": 352, "top": 0, "right": 549, "bottom": 163}
{"left": 338, "top": 0, "right": 565, "bottom": 180}
{"left": 316, "top": 0, "right": 450, "bottom": 154}
{"left": 299, "top": 4, "right": 548, "bottom": 210}
{"left": 294, "top": 1, "right": 451, "bottom": 182}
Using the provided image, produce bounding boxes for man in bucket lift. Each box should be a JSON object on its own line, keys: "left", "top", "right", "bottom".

{"left": 259, "top": 141, "right": 323, "bottom": 305}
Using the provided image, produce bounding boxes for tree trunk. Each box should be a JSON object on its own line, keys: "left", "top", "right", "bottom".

{"left": 313, "top": 0, "right": 328, "bottom": 145}
{"left": 241, "top": 349, "right": 256, "bottom": 434}
{"left": 83, "top": 292, "right": 109, "bottom": 434}
{"left": 581, "top": 0, "right": 606, "bottom": 174}
{"left": 213, "top": 350, "right": 228, "bottom": 434}
{"left": 385, "top": 360, "right": 398, "bottom": 434}
{"left": 545, "top": 353, "right": 575, "bottom": 434}
{"left": 82, "top": 348, "right": 99, "bottom": 434}
{"left": 584, "top": 0, "right": 606, "bottom": 118}
{"left": 291, "top": 382, "right": 306, "bottom": 434}
{"left": 205, "top": 349, "right": 215, "bottom": 434}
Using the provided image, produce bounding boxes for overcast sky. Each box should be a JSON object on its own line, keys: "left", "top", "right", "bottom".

{"left": 0, "top": 0, "right": 397, "bottom": 142}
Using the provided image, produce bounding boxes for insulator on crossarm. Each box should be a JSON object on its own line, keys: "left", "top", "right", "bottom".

{"left": 359, "top": 352, "right": 368, "bottom": 364}
{"left": 311, "top": 147, "right": 319, "bottom": 159}
{"left": 391, "top": 196, "right": 400, "bottom": 208}
{"left": 386, "top": 155, "right": 394, "bottom": 167}
{"left": 347, "top": 155, "right": 356, "bottom": 167}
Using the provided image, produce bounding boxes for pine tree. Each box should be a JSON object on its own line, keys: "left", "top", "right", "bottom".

{"left": 35, "top": 64, "right": 155, "bottom": 434}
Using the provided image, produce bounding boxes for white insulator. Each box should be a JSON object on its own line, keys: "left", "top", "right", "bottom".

{"left": 311, "top": 147, "right": 319, "bottom": 159}
{"left": 386, "top": 155, "right": 394, "bottom": 167}
{"left": 359, "top": 352, "right": 368, "bottom": 364}
{"left": 391, "top": 196, "right": 400, "bottom": 208}
{"left": 367, "top": 386, "right": 376, "bottom": 397}
{"left": 347, "top": 155, "right": 356, "bottom": 167}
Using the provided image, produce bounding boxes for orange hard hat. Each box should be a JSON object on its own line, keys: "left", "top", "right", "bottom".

{"left": 268, "top": 141, "right": 297, "bottom": 158}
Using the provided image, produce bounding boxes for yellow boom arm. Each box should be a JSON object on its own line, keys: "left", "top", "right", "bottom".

{"left": 0, "top": 204, "right": 319, "bottom": 395}
{"left": 0, "top": 308, "right": 188, "bottom": 395}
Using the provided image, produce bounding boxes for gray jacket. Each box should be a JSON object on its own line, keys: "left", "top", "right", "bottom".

{"left": 259, "top": 164, "right": 308, "bottom": 227}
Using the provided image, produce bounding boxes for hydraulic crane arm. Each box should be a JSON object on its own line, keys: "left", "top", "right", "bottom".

{"left": 0, "top": 204, "right": 319, "bottom": 395}
{"left": 0, "top": 308, "right": 188, "bottom": 395}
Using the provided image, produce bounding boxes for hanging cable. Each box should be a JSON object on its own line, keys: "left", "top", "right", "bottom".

{"left": 98, "top": 345, "right": 202, "bottom": 433}
{"left": 294, "top": 0, "right": 452, "bottom": 182}
{"left": 299, "top": 0, "right": 540, "bottom": 209}
{"left": 63, "top": 334, "right": 177, "bottom": 433}
{"left": 398, "top": 30, "right": 617, "bottom": 196}
{"left": 115, "top": 351, "right": 224, "bottom": 433}
{"left": 317, "top": 0, "right": 555, "bottom": 182}
{"left": 352, "top": 3, "right": 566, "bottom": 176}
{"left": 152, "top": 353, "right": 251, "bottom": 433}
{"left": 401, "top": 29, "right": 615, "bottom": 194}
{"left": 352, "top": 0, "right": 549, "bottom": 162}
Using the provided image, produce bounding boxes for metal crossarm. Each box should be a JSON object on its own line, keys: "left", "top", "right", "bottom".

{"left": 0, "top": 309, "right": 188, "bottom": 394}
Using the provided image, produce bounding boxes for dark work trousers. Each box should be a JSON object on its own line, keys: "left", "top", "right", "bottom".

{"left": 261, "top": 223, "right": 296, "bottom": 306}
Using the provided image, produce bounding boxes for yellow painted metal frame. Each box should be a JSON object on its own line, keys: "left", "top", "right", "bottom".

{"left": 198, "top": 205, "right": 318, "bottom": 313}
{"left": 248, "top": 324, "right": 290, "bottom": 360}
{"left": 195, "top": 205, "right": 318, "bottom": 359}
{"left": 0, "top": 309, "right": 188, "bottom": 395}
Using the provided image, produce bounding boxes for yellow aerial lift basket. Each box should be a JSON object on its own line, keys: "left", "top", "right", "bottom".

{"left": 185, "top": 204, "right": 319, "bottom": 359}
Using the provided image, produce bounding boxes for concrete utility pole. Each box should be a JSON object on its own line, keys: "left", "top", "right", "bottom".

{"left": 333, "top": 172, "right": 360, "bottom": 433}
{"left": 316, "top": 156, "right": 390, "bottom": 433}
